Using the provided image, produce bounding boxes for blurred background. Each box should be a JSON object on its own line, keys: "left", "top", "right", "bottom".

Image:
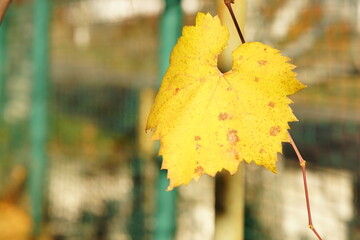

{"left": 0, "top": 0, "right": 359, "bottom": 239}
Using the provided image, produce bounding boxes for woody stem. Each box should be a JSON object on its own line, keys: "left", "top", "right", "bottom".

{"left": 224, "top": 0, "right": 246, "bottom": 44}
{"left": 288, "top": 133, "right": 323, "bottom": 240}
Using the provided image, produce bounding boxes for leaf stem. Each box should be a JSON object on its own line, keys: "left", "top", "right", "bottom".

{"left": 224, "top": 0, "right": 246, "bottom": 44}
{"left": 288, "top": 133, "right": 323, "bottom": 240}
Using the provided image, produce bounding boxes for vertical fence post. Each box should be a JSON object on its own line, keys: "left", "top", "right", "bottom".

{"left": 215, "top": 1, "right": 246, "bottom": 240}
{"left": 135, "top": 88, "right": 156, "bottom": 238}
{"left": 0, "top": 9, "right": 8, "bottom": 118}
{"left": 0, "top": 5, "right": 8, "bottom": 177}
{"left": 130, "top": 89, "right": 146, "bottom": 240}
{"left": 29, "top": 0, "right": 51, "bottom": 236}
{"left": 154, "top": 0, "right": 182, "bottom": 239}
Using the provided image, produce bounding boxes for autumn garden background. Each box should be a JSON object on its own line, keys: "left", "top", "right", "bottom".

{"left": 0, "top": 0, "right": 360, "bottom": 240}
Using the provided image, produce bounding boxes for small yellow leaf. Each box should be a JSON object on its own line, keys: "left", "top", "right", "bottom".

{"left": 147, "top": 12, "right": 306, "bottom": 190}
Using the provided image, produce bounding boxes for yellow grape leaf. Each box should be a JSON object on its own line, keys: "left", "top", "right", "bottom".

{"left": 147, "top": 12, "right": 306, "bottom": 190}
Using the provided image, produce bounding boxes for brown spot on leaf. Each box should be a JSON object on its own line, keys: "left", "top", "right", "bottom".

{"left": 227, "top": 130, "right": 239, "bottom": 145}
{"left": 218, "top": 112, "right": 232, "bottom": 121}
{"left": 254, "top": 77, "right": 260, "bottom": 82}
{"left": 194, "top": 136, "right": 201, "bottom": 141}
{"left": 174, "top": 88, "right": 180, "bottom": 95}
{"left": 258, "top": 60, "right": 267, "bottom": 66}
{"left": 259, "top": 148, "right": 265, "bottom": 153}
{"left": 195, "top": 144, "right": 202, "bottom": 150}
{"left": 269, "top": 126, "right": 281, "bottom": 136}
{"left": 264, "top": 48, "right": 267, "bottom": 51}
{"left": 268, "top": 101, "right": 275, "bottom": 108}
{"left": 194, "top": 166, "right": 204, "bottom": 175}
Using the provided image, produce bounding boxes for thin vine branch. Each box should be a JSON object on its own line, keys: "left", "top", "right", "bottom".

{"left": 288, "top": 133, "right": 323, "bottom": 240}
{"left": 224, "top": 1, "right": 323, "bottom": 239}
{"left": 224, "top": 0, "right": 246, "bottom": 44}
